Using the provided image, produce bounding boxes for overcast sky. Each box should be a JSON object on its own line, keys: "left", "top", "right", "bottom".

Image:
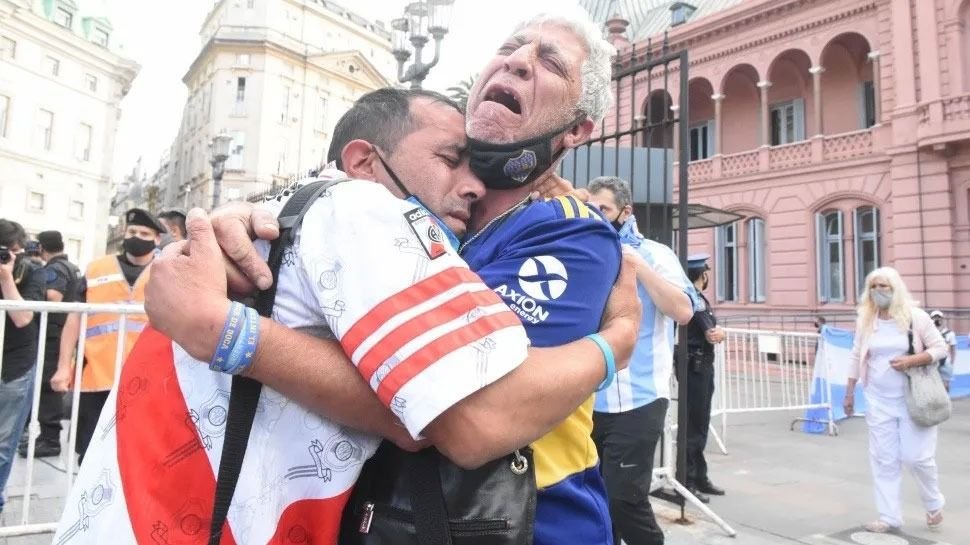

{"left": 104, "top": 0, "right": 577, "bottom": 182}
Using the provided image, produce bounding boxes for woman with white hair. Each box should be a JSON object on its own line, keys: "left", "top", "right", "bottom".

{"left": 844, "top": 267, "right": 948, "bottom": 533}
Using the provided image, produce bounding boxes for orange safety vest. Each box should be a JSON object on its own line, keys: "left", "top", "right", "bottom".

{"left": 80, "top": 255, "right": 151, "bottom": 391}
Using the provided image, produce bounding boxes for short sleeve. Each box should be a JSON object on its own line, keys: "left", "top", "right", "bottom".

{"left": 45, "top": 265, "right": 70, "bottom": 297}
{"left": 20, "top": 265, "right": 46, "bottom": 302}
{"left": 474, "top": 197, "right": 622, "bottom": 347}
{"left": 293, "top": 181, "right": 530, "bottom": 438}
{"left": 640, "top": 240, "right": 697, "bottom": 308}
{"left": 693, "top": 308, "right": 716, "bottom": 332}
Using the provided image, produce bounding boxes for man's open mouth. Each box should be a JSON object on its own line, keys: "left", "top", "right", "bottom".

{"left": 483, "top": 85, "right": 522, "bottom": 115}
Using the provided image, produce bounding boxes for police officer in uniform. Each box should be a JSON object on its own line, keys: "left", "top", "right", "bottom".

{"left": 18, "top": 231, "right": 81, "bottom": 457}
{"left": 683, "top": 253, "right": 725, "bottom": 502}
{"left": 50, "top": 209, "right": 162, "bottom": 464}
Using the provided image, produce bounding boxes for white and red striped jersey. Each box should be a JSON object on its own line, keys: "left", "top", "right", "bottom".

{"left": 52, "top": 175, "right": 529, "bottom": 545}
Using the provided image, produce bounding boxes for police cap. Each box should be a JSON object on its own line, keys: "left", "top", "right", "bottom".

{"left": 125, "top": 208, "right": 166, "bottom": 234}
{"left": 686, "top": 253, "right": 711, "bottom": 272}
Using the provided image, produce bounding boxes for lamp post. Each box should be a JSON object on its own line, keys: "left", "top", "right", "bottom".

{"left": 391, "top": 0, "right": 455, "bottom": 89}
{"left": 209, "top": 133, "right": 232, "bottom": 210}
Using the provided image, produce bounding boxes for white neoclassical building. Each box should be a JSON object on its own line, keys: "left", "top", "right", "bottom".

{"left": 0, "top": 0, "right": 138, "bottom": 267}
{"left": 166, "top": 0, "right": 395, "bottom": 210}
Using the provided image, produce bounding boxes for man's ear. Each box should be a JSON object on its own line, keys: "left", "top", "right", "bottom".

{"left": 620, "top": 204, "right": 634, "bottom": 222}
{"left": 561, "top": 118, "right": 596, "bottom": 149}
{"left": 341, "top": 140, "right": 379, "bottom": 181}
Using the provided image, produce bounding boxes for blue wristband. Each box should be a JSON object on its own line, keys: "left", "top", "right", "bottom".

{"left": 210, "top": 302, "right": 245, "bottom": 372}
{"left": 226, "top": 307, "right": 261, "bottom": 375}
{"left": 587, "top": 333, "right": 616, "bottom": 391}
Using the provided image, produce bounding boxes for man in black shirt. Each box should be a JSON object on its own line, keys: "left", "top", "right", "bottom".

{"left": 0, "top": 219, "right": 45, "bottom": 514}
{"left": 682, "top": 253, "right": 726, "bottom": 503}
{"left": 18, "top": 231, "right": 81, "bottom": 458}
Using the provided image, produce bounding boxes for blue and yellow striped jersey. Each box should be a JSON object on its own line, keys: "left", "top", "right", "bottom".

{"left": 461, "top": 195, "right": 622, "bottom": 545}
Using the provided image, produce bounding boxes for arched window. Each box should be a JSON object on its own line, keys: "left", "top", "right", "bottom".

{"left": 854, "top": 206, "right": 880, "bottom": 296}
{"left": 748, "top": 218, "right": 766, "bottom": 302}
{"left": 816, "top": 210, "right": 844, "bottom": 302}
{"left": 715, "top": 221, "right": 738, "bottom": 302}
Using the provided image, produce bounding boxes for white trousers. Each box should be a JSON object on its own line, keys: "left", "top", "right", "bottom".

{"left": 865, "top": 394, "right": 945, "bottom": 527}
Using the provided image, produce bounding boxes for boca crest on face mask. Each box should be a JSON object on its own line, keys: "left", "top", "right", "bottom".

{"left": 468, "top": 115, "right": 584, "bottom": 190}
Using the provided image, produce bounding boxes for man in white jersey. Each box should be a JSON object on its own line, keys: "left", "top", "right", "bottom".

{"left": 53, "top": 88, "right": 639, "bottom": 545}
{"left": 587, "top": 177, "right": 694, "bottom": 545}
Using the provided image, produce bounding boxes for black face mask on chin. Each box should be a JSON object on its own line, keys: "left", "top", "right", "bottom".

{"left": 467, "top": 115, "right": 583, "bottom": 190}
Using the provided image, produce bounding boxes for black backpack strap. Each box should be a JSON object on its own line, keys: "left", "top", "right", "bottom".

{"left": 907, "top": 323, "right": 915, "bottom": 356}
{"left": 409, "top": 449, "right": 454, "bottom": 545}
{"left": 207, "top": 178, "right": 347, "bottom": 545}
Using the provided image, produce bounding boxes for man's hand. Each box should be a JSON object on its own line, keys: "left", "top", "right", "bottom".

{"left": 599, "top": 251, "right": 642, "bottom": 371}
{"left": 531, "top": 177, "right": 590, "bottom": 203}
{"left": 0, "top": 250, "right": 14, "bottom": 283}
{"left": 210, "top": 201, "right": 280, "bottom": 294}
{"left": 50, "top": 365, "right": 73, "bottom": 392}
{"left": 843, "top": 394, "right": 854, "bottom": 417}
{"left": 145, "top": 209, "right": 232, "bottom": 362}
{"left": 705, "top": 327, "right": 726, "bottom": 344}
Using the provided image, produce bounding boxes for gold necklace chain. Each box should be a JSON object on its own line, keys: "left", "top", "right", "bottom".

{"left": 459, "top": 195, "right": 533, "bottom": 254}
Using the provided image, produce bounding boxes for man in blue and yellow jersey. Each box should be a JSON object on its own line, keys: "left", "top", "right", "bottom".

{"left": 450, "top": 10, "right": 621, "bottom": 542}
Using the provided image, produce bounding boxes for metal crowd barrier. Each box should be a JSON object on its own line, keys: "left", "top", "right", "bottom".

{"left": 0, "top": 300, "right": 145, "bottom": 538}
{"left": 709, "top": 327, "right": 836, "bottom": 453}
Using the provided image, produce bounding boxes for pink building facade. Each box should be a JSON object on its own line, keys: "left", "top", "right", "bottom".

{"left": 605, "top": 0, "right": 970, "bottom": 322}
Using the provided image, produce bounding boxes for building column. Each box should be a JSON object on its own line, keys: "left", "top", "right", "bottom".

{"left": 809, "top": 66, "right": 824, "bottom": 136}
{"left": 757, "top": 80, "right": 772, "bottom": 146}
{"left": 868, "top": 51, "right": 882, "bottom": 125}
{"left": 712, "top": 93, "right": 725, "bottom": 155}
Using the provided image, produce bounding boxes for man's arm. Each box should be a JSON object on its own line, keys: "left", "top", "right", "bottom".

{"left": 51, "top": 276, "right": 84, "bottom": 392}
{"left": 50, "top": 312, "right": 81, "bottom": 392}
{"left": 166, "top": 282, "right": 633, "bottom": 466}
{"left": 625, "top": 246, "right": 693, "bottom": 325}
{"left": 0, "top": 261, "right": 35, "bottom": 327}
{"left": 45, "top": 264, "right": 70, "bottom": 303}
{"left": 150, "top": 206, "right": 639, "bottom": 469}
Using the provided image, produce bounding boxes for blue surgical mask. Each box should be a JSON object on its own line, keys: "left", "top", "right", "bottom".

{"left": 374, "top": 148, "right": 461, "bottom": 252}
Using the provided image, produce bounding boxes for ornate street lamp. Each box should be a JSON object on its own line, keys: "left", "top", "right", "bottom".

{"left": 391, "top": 0, "right": 455, "bottom": 89}
{"left": 209, "top": 133, "right": 233, "bottom": 210}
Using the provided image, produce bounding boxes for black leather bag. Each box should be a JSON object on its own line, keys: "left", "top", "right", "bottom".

{"left": 340, "top": 442, "right": 536, "bottom": 545}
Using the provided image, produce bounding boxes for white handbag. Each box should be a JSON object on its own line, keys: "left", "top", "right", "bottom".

{"left": 904, "top": 328, "right": 951, "bottom": 427}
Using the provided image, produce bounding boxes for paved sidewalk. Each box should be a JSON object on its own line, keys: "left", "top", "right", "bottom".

{"left": 653, "top": 397, "right": 969, "bottom": 545}
{"left": 3, "top": 400, "right": 967, "bottom": 544}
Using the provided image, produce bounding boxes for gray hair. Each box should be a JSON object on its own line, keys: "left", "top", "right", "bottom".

{"left": 588, "top": 176, "right": 632, "bottom": 208}
{"left": 513, "top": 8, "right": 615, "bottom": 124}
